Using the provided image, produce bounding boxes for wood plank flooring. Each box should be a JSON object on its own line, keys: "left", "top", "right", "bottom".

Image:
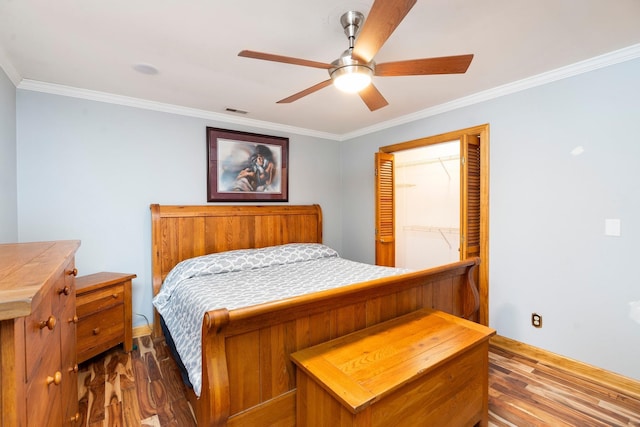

{"left": 77, "top": 336, "right": 640, "bottom": 426}
{"left": 77, "top": 335, "right": 196, "bottom": 427}
{"left": 488, "top": 345, "right": 640, "bottom": 426}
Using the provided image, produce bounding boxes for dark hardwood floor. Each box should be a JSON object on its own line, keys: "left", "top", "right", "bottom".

{"left": 77, "top": 336, "right": 640, "bottom": 426}
{"left": 78, "top": 335, "right": 196, "bottom": 427}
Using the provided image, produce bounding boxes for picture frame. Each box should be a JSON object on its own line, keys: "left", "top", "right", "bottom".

{"left": 207, "top": 127, "right": 289, "bottom": 202}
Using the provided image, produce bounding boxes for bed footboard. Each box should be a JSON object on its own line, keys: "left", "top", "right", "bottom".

{"left": 196, "top": 258, "right": 481, "bottom": 427}
{"left": 199, "top": 309, "right": 231, "bottom": 426}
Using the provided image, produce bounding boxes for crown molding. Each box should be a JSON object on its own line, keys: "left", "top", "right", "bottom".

{"left": 0, "top": 45, "right": 22, "bottom": 86}
{"left": 15, "top": 43, "right": 640, "bottom": 142}
{"left": 339, "top": 43, "right": 640, "bottom": 141}
{"left": 16, "top": 80, "right": 341, "bottom": 141}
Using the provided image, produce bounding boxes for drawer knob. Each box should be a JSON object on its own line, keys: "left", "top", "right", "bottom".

{"left": 58, "top": 285, "right": 71, "bottom": 296}
{"left": 40, "top": 315, "right": 56, "bottom": 330}
{"left": 93, "top": 327, "right": 100, "bottom": 335}
{"left": 69, "top": 364, "right": 79, "bottom": 373}
{"left": 69, "top": 315, "right": 79, "bottom": 324}
{"left": 46, "top": 371, "right": 62, "bottom": 386}
{"left": 68, "top": 268, "right": 78, "bottom": 277}
{"left": 112, "top": 294, "right": 118, "bottom": 299}
{"left": 70, "top": 413, "right": 80, "bottom": 423}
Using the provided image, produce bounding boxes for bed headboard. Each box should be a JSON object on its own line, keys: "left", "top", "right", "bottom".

{"left": 150, "top": 204, "right": 323, "bottom": 334}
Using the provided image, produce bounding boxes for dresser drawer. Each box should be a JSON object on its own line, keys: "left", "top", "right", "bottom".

{"left": 77, "top": 304, "right": 125, "bottom": 362}
{"left": 24, "top": 287, "right": 59, "bottom": 382}
{"left": 53, "top": 261, "right": 76, "bottom": 318}
{"left": 26, "top": 342, "right": 63, "bottom": 427}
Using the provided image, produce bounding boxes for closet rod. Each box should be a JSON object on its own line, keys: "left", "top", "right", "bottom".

{"left": 395, "top": 154, "right": 459, "bottom": 168}
{"left": 402, "top": 225, "right": 460, "bottom": 233}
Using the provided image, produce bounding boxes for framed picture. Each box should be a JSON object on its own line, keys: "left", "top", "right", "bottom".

{"left": 207, "top": 127, "right": 289, "bottom": 202}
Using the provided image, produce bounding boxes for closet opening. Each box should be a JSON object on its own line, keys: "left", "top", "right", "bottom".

{"left": 394, "top": 141, "right": 460, "bottom": 270}
{"left": 375, "top": 124, "right": 489, "bottom": 325}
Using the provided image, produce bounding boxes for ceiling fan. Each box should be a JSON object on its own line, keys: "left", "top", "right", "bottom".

{"left": 238, "top": 0, "right": 473, "bottom": 111}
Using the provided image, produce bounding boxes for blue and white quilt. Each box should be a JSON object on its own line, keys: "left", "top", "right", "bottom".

{"left": 152, "top": 243, "right": 410, "bottom": 396}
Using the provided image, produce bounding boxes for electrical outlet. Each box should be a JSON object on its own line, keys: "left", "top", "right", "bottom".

{"left": 531, "top": 313, "right": 542, "bottom": 328}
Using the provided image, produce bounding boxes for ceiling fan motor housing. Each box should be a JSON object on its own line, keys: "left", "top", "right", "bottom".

{"left": 329, "top": 50, "right": 375, "bottom": 83}
{"left": 329, "top": 48, "right": 376, "bottom": 75}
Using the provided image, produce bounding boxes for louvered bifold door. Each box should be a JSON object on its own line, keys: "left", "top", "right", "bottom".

{"left": 460, "top": 134, "right": 481, "bottom": 259}
{"left": 375, "top": 152, "right": 395, "bottom": 266}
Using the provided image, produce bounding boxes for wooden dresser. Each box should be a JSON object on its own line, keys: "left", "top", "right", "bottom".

{"left": 291, "top": 308, "right": 496, "bottom": 427}
{"left": 75, "top": 272, "right": 135, "bottom": 363}
{"left": 0, "top": 240, "right": 81, "bottom": 427}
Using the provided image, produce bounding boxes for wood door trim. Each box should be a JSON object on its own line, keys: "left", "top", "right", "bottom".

{"left": 378, "top": 124, "right": 490, "bottom": 325}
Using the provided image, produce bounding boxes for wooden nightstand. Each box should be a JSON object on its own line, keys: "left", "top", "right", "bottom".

{"left": 75, "top": 272, "right": 136, "bottom": 363}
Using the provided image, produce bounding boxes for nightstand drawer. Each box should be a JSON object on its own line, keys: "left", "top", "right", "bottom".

{"left": 75, "top": 272, "right": 135, "bottom": 363}
{"left": 76, "top": 286, "right": 124, "bottom": 318}
{"left": 77, "top": 304, "right": 125, "bottom": 362}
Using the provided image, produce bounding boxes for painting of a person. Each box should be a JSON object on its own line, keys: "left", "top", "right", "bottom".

{"left": 232, "top": 144, "right": 276, "bottom": 192}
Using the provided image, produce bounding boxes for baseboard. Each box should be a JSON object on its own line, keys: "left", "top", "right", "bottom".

{"left": 490, "top": 335, "right": 640, "bottom": 401}
{"left": 132, "top": 324, "right": 153, "bottom": 338}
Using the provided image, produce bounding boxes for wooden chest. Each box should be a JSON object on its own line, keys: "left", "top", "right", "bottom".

{"left": 75, "top": 272, "right": 135, "bottom": 363}
{"left": 291, "top": 308, "right": 496, "bottom": 427}
{"left": 0, "top": 240, "right": 81, "bottom": 427}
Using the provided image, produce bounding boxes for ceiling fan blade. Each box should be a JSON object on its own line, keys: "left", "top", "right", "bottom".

{"left": 375, "top": 54, "right": 474, "bottom": 76}
{"left": 277, "top": 79, "right": 333, "bottom": 104}
{"left": 359, "top": 83, "right": 389, "bottom": 111}
{"left": 238, "top": 50, "right": 332, "bottom": 69}
{"left": 352, "top": 0, "right": 417, "bottom": 63}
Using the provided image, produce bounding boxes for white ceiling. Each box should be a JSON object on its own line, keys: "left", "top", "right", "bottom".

{"left": 1, "top": 0, "right": 639, "bottom": 139}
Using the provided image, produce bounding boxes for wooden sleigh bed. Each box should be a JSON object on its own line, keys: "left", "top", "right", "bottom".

{"left": 150, "top": 204, "right": 483, "bottom": 427}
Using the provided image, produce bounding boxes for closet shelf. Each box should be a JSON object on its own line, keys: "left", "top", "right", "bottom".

{"left": 396, "top": 154, "right": 459, "bottom": 180}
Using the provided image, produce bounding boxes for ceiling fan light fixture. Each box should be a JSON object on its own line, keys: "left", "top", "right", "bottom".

{"left": 331, "top": 65, "right": 373, "bottom": 93}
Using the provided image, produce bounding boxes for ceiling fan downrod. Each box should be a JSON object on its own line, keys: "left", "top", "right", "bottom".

{"left": 340, "top": 11, "right": 364, "bottom": 49}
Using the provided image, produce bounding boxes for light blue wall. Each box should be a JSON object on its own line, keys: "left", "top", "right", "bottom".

{"left": 0, "top": 67, "right": 17, "bottom": 242}
{"left": 16, "top": 91, "right": 341, "bottom": 330}
{"left": 13, "top": 57, "right": 640, "bottom": 381}
{"left": 340, "top": 58, "right": 640, "bottom": 380}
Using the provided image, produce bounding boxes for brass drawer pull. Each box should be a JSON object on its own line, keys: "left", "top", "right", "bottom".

{"left": 68, "top": 268, "right": 78, "bottom": 277}
{"left": 69, "top": 364, "right": 79, "bottom": 374}
{"left": 70, "top": 413, "right": 80, "bottom": 423}
{"left": 112, "top": 294, "right": 118, "bottom": 299}
{"left": 46, "top": 371, "right": 62, "bottom": 386}
{"left": 93, "top": 327, "right": 100, "bottom": 335}
{"left": 57, "top": 285, "right": 71, "bottom": 295}
{"left": 69, "top": 315, "right": 79, "bottom": 324}
{"left": 40, "top": 315, "right": 56, "bottom": 330}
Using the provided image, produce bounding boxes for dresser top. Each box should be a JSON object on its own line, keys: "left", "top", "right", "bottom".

{"left": 0, "top": 240, "right": 80, "bottom": 320}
